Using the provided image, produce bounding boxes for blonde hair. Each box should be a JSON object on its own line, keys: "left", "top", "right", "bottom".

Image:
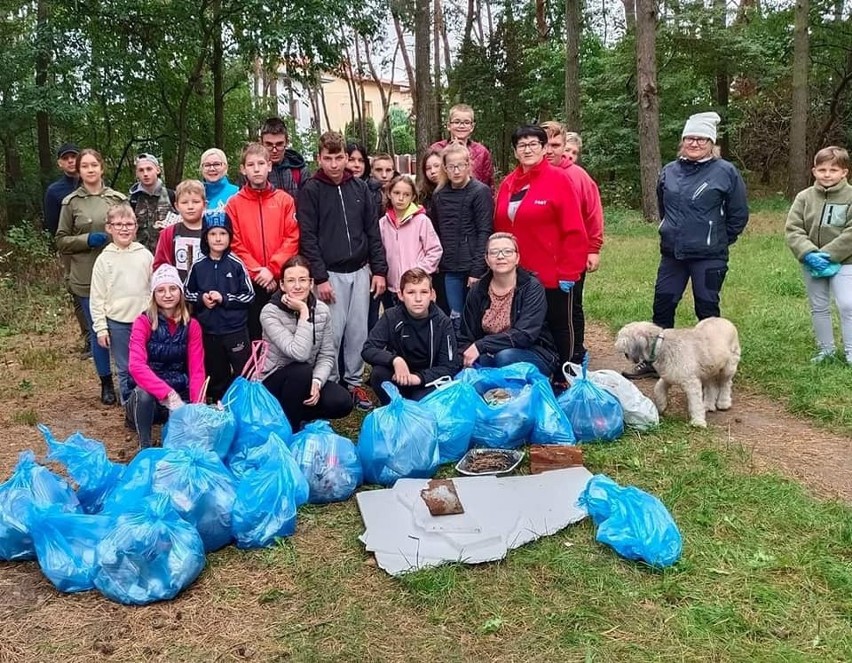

{"left": 487, "top": 232, "right": 519, "bottom": 252}
{"left": 448, "top": 103, "right": 475, "bottom": 121}
{"left": 106, "top": 202, "right": 136, "bottom": 225}
{"left": 199, "top": 148, "right": 228, "bottom": 174}
{"left": 541, "top": 121, "right": 567, "bottom": 140}
{"left": 175, "top": 179, "right": 206, "bottom": 203}
{"left": 146, "top": 291, "right": 191, "bottom": 331}
{"left": 240, "top": 142, "right": 270, "bottom": 165}
{"left": 435, "top": 143, "right": 470, "bottom": 191}
{"left": 565, "top": 132, "right": 582, "bottom": 149}
{"left": 814, "top": 146, "right": 850, "bottom": 169}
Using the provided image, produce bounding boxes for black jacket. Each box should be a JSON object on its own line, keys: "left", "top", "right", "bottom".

{"left": 362, "top": 303, "right": 460, "bottom": 385}
{"left": 657, "top": 157, "right": 749, "bottom": 261}
{"left": 431, "top": 179, "right": 493, "bottom": 277}
{"left": 298, "top": 170, "right": 388, "bottom": 283}
{"left": 459, "top": 268, "right": 558, "bottom": 371}
{"left": 184, "top": 251, "right": 255, "bottom": 335}
{"left": 268, "top": 149, "right": 310, "bottom": 202}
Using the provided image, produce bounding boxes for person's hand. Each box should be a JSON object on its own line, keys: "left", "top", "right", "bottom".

{"left": 392, "top": 356, "right": 420, "bottom": 386}
{"left": 467, "top": 276, "right": 480, "bottom": 288}
{"left": 371, "top": 275, "right": 387, "bottom": 298}
{"left": 163, "top": 390, "right": 185, "bottom": 411}
{"left": 317, "top": 281, "right": 335, "bottom": 304}
{"left": 462, "top": 344, "right": 480, "bottom": 368}
{"left": 283, "top": 293, "right": 309, "bottom": 318}
{"left": 87, "top": 232, "right": 109, "bottom": 248}
{"left": 303, "top": 379, "right": 321, "bottom": 406}
{"left": 255, "top": 267, "right": 275, "bottom": 288}
{"left": 208, "top": 290, "right": 223, "bottom": 304}
{"left": 97, "top": 333, "right": 110, "bottom": 349}
{"left": 803, "top": 252, "right": 830, "bottom": 272}
{"left": 815, "top": 251, "right": 834, "bottom": 263}
{"left": 202, "top": 292, "right": 217, "bottom": 309}
{"left": 559, "top": 280, "right": 575, "bottom": 293}
{"left": 265, "top": 279, "right": 278, "bottom": 293}
{"left": 586, "top": 253, "right": 600, "bottom": 273}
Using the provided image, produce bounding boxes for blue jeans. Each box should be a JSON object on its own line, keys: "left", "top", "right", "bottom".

{"left": 442, "top": 272, "right": 468, "bottom": 334}
{"left": 107, "top": 319, "right": 134, "bottom": 404}
{"left": 77, "top": 296, "right": 112, "bottom": 377}
{"left": 478, "top": 348, "right": 553, "bottom": 379}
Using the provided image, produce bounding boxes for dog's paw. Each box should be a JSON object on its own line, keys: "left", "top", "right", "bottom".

{"left": 704, "top": 403, "right": 717, "bottom": 413}
{"left": 716, "top": 400, "right": 732, "bottom": 411}
{"left": 689, "top": 418, "right": 707, "bottom": 428}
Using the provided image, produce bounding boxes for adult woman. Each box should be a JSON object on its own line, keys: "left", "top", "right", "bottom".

{"left": 623, "top": 112, "right": 748, "bottom": 379}
{"left": 459, "top": 233, "right": 558, "bottom": 378}
{"left": 493, "top": 124, "right": 587, "bottom": 370}
{"left": 260, "top": 255, "right": 353, "bottom": 429}
{"left": 430, "top": 143, "right": 493, "bottom": 332}
{"left": 56, "top": 148, "right": 127, "bottom": 405}
{"left": 199, "top": 148, "right": 238, "bottom": 223}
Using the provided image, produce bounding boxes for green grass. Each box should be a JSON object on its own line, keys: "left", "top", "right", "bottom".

{"left": 588, "top": 204, "right": 852, "bottom": 431}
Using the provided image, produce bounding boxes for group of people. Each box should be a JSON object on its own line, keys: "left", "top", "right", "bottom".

{"left": 48, "top": 103, "right": 850, "bottom": 448}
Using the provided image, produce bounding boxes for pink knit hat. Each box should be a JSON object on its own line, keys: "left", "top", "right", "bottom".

{"left": 150, "top": 264, "right": 183, "bottom": 293}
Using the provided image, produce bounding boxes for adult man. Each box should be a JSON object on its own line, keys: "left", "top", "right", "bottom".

{"left": 44, "top": 143, "right": 89, "bottom": 355}
{"left": 298, "top": 131, "right": 388, "bottom": 411}
{"left": 128, "top": 153, "right": 177, "bottom": 253}
{"left": 260, "top": 117, "right": 310, "bottom": 201}
{"left": 541, "top": 121, "right": 604, "bottom": 365}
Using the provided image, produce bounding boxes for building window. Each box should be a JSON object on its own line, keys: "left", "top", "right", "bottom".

{"left": 364, "top": 100, "right": 374, "bottom": 119}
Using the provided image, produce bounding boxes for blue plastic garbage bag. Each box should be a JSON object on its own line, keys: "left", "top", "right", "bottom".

{"left": 150, "top": 447, "right": 236, "bottom": 552}
{"left": 579, "top": 474, "right": 682, "bottom": 568}
{"left": 94, "top": 494, "right": 206, "bottom": 605}
{"left": 419, "top": 380, "right": 480, "bottom": 463}
{"left": 223, "top": 377, "right": 292, "bottom": 462}
{"left": 100, "top": 448, "right": 169, "bottom": 513}
{"left": 558, "top": 359, "right": 624, "bottom": 442}
{"left": 0, "top": 451, "right": 81, "bottom": 561}
{"left": 289, "top": 421, "right": 362, "bottom": 503}
{"left": 162, "top": 404, "right": 236, "bottom": 459}
{"left": 357, "top": 382, "right": 439, "bottom": 486}
{"left": 40, "top": 424, "right": 124, "bottom": 513}
{"left": 31, "top": 508, "right": 114, "bottom": 593}
{"left": 529, "top": 380, "right": 576, "bottom": 445}
{"left": 231, "top": 433, "right": 309, "bottom": 548}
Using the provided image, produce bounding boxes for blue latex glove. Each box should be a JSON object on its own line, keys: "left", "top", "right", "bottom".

{"left": 803, "top": 252, "right": 830, "bottom": 272}
{"left": 559, "top": 280, "right": 575, "bottom": 293}
{"left": 813, "top": 262, "right": 841, "bottom": 279}
{"left": 87, "top": 232, "right": 109, "bottom": 248}
{"left": 814, "top": 251, "right": 833, "bottom": 262}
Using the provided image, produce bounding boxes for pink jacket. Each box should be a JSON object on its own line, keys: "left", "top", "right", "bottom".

{"left": 557, "top": 155, "right": 604, "bottom": 253}
{"left": 429, "top": 139, "right": 494, "bottom": 189}
{"left": 128, "top": 313, "right": 206, "bottom": 402}
{"left": 379, "top": 204, "right": 443, "bottom": 292}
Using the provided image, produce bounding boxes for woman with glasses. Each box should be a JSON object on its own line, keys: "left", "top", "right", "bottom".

{"left": 430, "top": 143, "right": 494, "bottom": 333}
{"left": 199, "top": 148, "right": 238, "bottom": 224}
{"left": 458, "top": 232, "right": 558, "bottom": 378}
{"left": 494, "top": 124, "right": 587, "bottom": 374}
{"left": 623, "top": 112, "right": 748, "bottom": 380}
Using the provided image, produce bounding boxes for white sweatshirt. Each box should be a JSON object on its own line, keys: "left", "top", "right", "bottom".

{"left": 90, "top": 242, "right": 153, "bottom": 335}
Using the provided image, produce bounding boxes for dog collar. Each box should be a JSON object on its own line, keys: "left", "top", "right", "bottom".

{"left": 649, "top": 332, "right": 665, "bottom": 363}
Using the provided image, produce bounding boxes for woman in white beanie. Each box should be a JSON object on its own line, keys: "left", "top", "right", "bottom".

{"left": 624, "top": 111, "right": 749, "bottom": 380}
{"left": 126, "top": 264, "right": 207, "bottom": 447}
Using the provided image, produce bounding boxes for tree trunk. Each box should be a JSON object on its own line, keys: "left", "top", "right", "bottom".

{"left": 35, "top": 0, "right": 53, "bottom": 198}
{"left": 439, "top": 0, "right": 452, "bottom": 75}
{"left": 564, "top": 0, "right": 582, "bottom": 132}
{"left": 713, "top": 0, "right": 729, "bottom": 159}
{"left": 415, "top": 0, "right": 437, "bottom": 157}
{"left": 353, "top": 35, "right": 369, "bottom": 145}
{"left": 2, "top": 137, "right": 26, "bottom": 229}
{"left": 212, "top": 0, "right": 225, "bottom": 148}
{"left": 363, "top": 35, "right": 394, "bottom": 154}
{"left": 635, "top": 0, "right": 661, "bottom": 221}
{"left": 433, "top": 0, "right": 443, "bottom": 135}
{"left": 788, "top": 0, "right": 809, "bottom": 198}
{"left": 622, "top": 0, "right": 636, "bottom": 31}
{"left": 536, "top": 0, "right": 547, "bottom": 42}
{"left": 463, "top": 0, "right": 476, "bottom": 46}
{"left": 392, "top": 9, "right": 416, "bottom": 103}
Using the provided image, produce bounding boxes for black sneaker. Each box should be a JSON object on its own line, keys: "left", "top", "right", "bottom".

{"left": 622, "top": 360, "right": 658, "bottom": 380}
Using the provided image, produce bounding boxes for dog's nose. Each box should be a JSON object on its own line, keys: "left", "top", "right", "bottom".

{"left": 624, "top": 353, "right": 629, "bottom": 359}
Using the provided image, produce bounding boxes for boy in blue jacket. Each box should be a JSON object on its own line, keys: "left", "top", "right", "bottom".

{"left": 184, "top": 218, "right": 255, "bottom": 400}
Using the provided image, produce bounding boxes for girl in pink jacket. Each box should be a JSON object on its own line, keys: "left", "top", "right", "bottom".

{"left": 379, "top": 175, "right": 443, "bottom": 300}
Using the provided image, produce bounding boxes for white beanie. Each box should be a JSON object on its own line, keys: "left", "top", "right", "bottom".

{"left": 682, "top": 112, "right": 721, "bottom": 142}
{"left": 151, "top": 264, "right": 183, "bottom": 293}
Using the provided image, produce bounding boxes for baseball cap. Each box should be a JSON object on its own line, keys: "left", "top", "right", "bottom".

{"left": 57, "top": 143, "right": 79, "bottom": 158}
{"left": 135, "top": 153, "right": 161, "bottom": 168}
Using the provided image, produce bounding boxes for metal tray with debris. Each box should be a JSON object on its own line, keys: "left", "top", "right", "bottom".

{"left": 455, "top": 448, "right": 524, "bottom": 476}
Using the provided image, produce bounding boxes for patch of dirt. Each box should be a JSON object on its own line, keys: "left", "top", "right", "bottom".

{"left": 584, "top": 323, "right": 852, "bottom": 503}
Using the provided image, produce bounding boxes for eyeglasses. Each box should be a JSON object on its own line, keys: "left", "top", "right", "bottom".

{"left": 516, "top": 141, "right": 543, "bottom": 152}
{"left": 684, "top": 137, "right": 710, "bottom": 146}
{"left": 108, "top": 223, "right": 136, "bottom": 230}
{"left": 445, "top": 162, "right": 469, "bottom": 172}
{"left": 202, "top": 162, "right": 224, "bottom": 169}
{"left": 263, "top": 141, "right": 287, "bottom": 150}
{"left": 450, "top": 120, "right": 473, "bottom": 127}
{"left": 487, "top": 248, "right": 518, "bottom": 258}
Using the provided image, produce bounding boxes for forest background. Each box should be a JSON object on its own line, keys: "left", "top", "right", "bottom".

{"left": 0, "top": 0, "right": 850, "bottom": 237}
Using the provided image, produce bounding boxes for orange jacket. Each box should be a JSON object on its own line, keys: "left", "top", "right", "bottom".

{"left": 225, "top": 184, "right": 299, "bottom": 279}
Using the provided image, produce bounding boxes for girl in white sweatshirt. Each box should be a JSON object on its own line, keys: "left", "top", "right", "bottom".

{"left": 90, "top": 203, "right": 154, "bottom": 404}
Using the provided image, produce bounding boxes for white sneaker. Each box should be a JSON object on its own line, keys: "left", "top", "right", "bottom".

{"left": 810, "top": 349, "right": 837, "bottom": 364}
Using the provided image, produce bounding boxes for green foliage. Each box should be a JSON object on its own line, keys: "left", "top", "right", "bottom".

{"left": 345, "top": 117, "right": 378, "bottom": 151}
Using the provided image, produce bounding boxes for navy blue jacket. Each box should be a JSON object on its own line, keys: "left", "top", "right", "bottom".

{"left": 43, "top": 175, "right": 78, "bottom": 236}
{"left": 184, "top": 251, "right": 254, "bottom": 335}
{"left": 148, "top": 316, "right": 190, "bottom": 398}
{"left": 657, "top": 158, "right": 749, "bottom": 260}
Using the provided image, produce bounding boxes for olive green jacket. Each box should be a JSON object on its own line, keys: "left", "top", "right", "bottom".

{"left": 55, "top": 186, "right": 127, "bottom": 296}
{"left": 785, "top": 179, "right": 852, "bottom": 263}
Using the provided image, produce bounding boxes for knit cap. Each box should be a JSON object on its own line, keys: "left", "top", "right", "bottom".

{"left": 682, "top": 112, "right": 721, "bottom": 142}
{"left": 151, "top": 264, "right": 183, "bottom": 293}
{"left": 200, "top": 215, "right": 232, "bottom": 256}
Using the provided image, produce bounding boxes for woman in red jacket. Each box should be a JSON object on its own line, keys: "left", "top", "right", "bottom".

{"left": 494, "top": 124, "right": 588, "bottom": 372}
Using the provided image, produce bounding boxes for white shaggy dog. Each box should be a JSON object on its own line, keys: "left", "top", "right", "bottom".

{"left": 615, "top": 317, "right": 741, "bottom": 428}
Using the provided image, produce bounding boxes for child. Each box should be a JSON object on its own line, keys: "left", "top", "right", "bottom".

{"left": 785, "top": 146, "right": 852, "bottom": 363}
{"left": 127, "top": 264, "right": 206, "bottom": 448}
{"left": 362, "top": 268, "right": 459, "bottom": 405}
{"left": 128, "top": 153, "right": 177, "bottom": 253}
{"left": 226, "top": 142, "right": 300, "bottom": 340}
{"left": 417, "top": 148, "right": 443, "bottom": 212}
{"left": 368, "top": 153, "right": 397, "bottom": 219}
{"left": 89, "top": 203, "right": 153, "bottom": 405}
{"left": 429, "top": 104, "right": 494, "bottom": 189}
{"left": 153, "top": 179, "right": 207, "bottom": 281}
{"left": 379, "top": 174, "right": 443, "bottom": 302}
{"left": 184, "top": 219, "right": 255, "bottom": 401}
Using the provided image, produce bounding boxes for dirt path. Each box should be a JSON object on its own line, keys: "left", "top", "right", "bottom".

{"left": 584, "top": 323, "right": 852, "bottom": 504}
